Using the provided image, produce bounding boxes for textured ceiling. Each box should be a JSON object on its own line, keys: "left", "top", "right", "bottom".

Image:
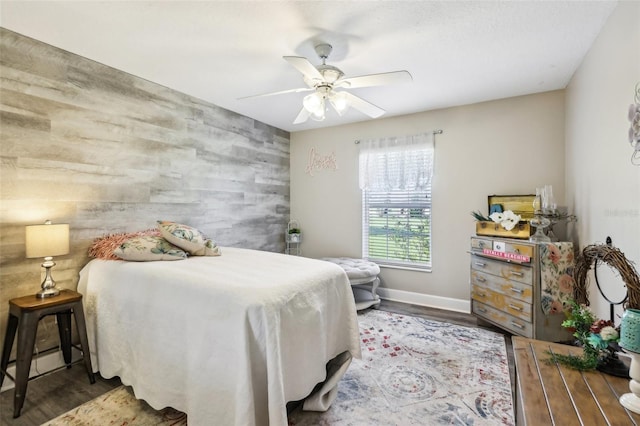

{"left": 0, "top": 1, "right": 617, "bottom": 132}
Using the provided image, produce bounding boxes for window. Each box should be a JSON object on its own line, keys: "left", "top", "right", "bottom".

{"left": 359, "top": 133, "right": 434, "bottom": 270}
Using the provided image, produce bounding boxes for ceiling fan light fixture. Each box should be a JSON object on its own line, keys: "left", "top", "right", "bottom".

{"left": 310, "top": 109, "right": 326, "bottom": 122}
{"left": 303, "top": 92, "right": 322, "bottom": 112}
{"left": 329, "top": 91, "right": 350, "bottom": 115}
{"left": 303, "top": 93, "right": 326, "bottom": 121}
{"left": 304, "top": 94, "right": 326, "bottom": 120}
{"left": 318, "top": 65, "right": 344, "bottom": 84}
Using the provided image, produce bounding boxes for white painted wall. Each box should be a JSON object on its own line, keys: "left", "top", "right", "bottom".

{"left": 565, "top": 1, "right": 640, "bottom": 322}
{"left": 291, "top": 90, "right": 566, "bottom": 310}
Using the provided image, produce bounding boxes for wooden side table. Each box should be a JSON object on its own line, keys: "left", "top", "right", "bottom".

{"left": 0, "top": 289, "right": 95, "bottom": 418}
{"left": 513, "top": 336, "right": 639, "bottom": 425}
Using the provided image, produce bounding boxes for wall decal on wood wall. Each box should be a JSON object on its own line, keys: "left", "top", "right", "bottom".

{"left": 305, "top": 146, "right": 338, "bottom": 176}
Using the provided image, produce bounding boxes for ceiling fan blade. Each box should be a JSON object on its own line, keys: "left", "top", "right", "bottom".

{"left": 283, "top": 56, "right": 323, "bottom": 82}
{"left": 293, "top": 108, "right": 311, "bottom": 124}
{"left": 337, "top": 70, "right": 412, "bottom": 89}
{"left": 238, "top": 87, "right": 312, "bottom": 100}
{"left": 343, "top": 92, "right": 385, "bottom": 118}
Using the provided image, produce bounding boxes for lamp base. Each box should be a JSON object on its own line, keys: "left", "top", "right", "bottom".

{"left": 37, "top": 259, "right": 59, "bottom": 298}
{"left": 36, "top": 287, "right": 60, "bottom": 298}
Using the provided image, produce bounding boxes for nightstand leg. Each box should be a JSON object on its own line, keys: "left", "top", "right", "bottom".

{"left": 56, "top": 310, "right": 72, "bottom": 367}
{"left": 72, "top": 301, "right": 95, "bottom": 384}
{"left": 0, "top": 314, "right": 18, "bottom": 389}
{"left": 14, "top": 312, "right": 39, "bottom": 418}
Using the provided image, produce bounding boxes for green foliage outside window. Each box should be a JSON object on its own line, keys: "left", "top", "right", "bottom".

{"left": 367, "top": 207, "right": 430, "bottom": 265}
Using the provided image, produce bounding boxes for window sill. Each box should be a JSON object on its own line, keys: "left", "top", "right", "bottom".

{"left": 378, "top": 263, "right": 432, "bottom": 273}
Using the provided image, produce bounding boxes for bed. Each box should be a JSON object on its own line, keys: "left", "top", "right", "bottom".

{"left": 78, "top": 247, "right": 361, "bottom": 426}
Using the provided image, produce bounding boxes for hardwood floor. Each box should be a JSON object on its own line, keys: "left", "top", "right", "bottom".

{"left": 0, "top": 366, "right": 121, "bottom": 426}
{"left": 0, "top": 300, "right": 514, "bottom": 425}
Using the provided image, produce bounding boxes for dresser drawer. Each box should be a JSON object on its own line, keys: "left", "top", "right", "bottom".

{"left": 471, "top": 284, "right": 532, "bottom": 321}
{"left": 472, "top": 300, "right": 533, "bottom": 338}
{"left": 470, "top": 255, "right": 533, "bottom": 285}
{"left": 470, "top": 270, "right": 533, "bottom": 304}
{"left": 471, "top": 237, "right": 534, "bottom": 260}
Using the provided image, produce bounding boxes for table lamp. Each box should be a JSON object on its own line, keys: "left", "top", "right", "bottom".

{"left": 620, "top": 308, "right": 640, "bottom": 414}
{"left": 25, "top": 220, "right": 69, "bottom": 298}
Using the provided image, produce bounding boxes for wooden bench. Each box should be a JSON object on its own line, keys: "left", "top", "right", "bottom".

{"left": 513, "top": 336, "right": 639, "bottom": 425}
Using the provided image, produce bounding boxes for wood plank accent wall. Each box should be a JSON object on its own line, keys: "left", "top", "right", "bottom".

{"left": 0, "top": 29, "right": 291, "bottom": 353}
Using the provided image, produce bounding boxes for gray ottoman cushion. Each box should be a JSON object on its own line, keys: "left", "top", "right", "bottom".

{"left": 322, "top": 257, "right": 380, "bottom": 285}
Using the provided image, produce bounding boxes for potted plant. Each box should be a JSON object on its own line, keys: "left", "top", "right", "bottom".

{"left": 287, "top": 227, "right": 301, "bottom": 243}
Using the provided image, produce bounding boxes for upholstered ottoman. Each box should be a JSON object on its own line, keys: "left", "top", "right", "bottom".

{"left": 322, "top": 257, "right": 381, "bottom": 310}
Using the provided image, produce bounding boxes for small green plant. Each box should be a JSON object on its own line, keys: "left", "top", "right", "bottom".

{"left": 288, "top": 228, "right": 300, "bottom": 234}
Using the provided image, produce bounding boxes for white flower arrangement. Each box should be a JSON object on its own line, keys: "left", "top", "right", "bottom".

{"left": 599, "top": 326, "right": 619, "bottom": 342}
{"left": 489, "top": 210, "right": 522, "bottom": 231}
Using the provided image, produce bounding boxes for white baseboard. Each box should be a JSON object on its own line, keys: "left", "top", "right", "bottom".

{"left": 1, "top": 347, "right": 82, "bottom": 393}
{"left": 377, "top": 287, "right": 470, "bottom": 313}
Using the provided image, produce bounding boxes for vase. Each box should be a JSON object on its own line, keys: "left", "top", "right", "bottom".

{"left": 621, "top": 309, "right": 640, "bottom": 353}
{"left": 619, "top": 309, "right": 640, "bottom": 414}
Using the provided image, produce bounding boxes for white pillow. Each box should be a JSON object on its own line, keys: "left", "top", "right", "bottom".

{"left": 113, "top": 235, "right": 187, "bottom": 261}
{"left": 157, "top": 221, "right": 221, "bottom": 256}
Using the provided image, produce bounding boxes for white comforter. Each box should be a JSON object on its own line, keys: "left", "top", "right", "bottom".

{"left": 78, "top": 248, "right": 361, "bottom": 426}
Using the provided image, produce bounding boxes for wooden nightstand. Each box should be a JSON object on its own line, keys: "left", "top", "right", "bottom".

{"left": 0, "top": 289, "right": 95, "bottom": 418}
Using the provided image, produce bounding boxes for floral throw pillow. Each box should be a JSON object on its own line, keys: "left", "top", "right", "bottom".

{"left": 89, "top": 229, "right": 161, "bottom": 260}
{"left": 113, "top": 235, "right": 187, "bottom": 261}
{"left": 157, "top": 221, "right": 221, "bottom": 256}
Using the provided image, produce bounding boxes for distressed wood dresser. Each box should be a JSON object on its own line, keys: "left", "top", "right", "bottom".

{"left": 470, "top": 236, "right": 573, "bottom": 342}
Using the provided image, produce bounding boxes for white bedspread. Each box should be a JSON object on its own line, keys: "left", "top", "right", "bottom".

{"left": 78, "top": 247, "right": 361, "bottom": 426}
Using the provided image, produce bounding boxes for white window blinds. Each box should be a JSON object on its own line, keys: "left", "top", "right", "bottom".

{"left": 359, "top": 133, "right": 434, "bottom": 269}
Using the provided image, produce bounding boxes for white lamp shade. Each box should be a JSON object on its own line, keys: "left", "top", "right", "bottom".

{"left": 25, "top": 223, "right": 70, "bottom": 258}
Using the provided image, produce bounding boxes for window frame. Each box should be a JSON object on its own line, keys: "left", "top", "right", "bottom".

{"left": 360, "top": 140, "right": 434, "bottom": 271}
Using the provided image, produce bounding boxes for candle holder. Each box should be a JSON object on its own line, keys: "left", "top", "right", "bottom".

{"left": 620, "top": 351, "right": 640, "bottom": 413}
{"left": 529, "top": 216, "right": 551, "bottom": 243}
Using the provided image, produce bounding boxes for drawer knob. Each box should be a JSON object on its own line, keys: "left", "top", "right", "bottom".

{"left": 477, "top": 307, "right": 487, "bottom": 313}
{"left": 510, "top": 287, "right": 524, "bottom": 294}
{"left": 511, "top": 271, "right": 524, "bottom": 277}
{"left": 477, "top": 276, "right": 486, "bottom": 283}
{"left": 509, "top": 304, "right": 523, "bottom": 312}
{"left": 475, "top": 262, "right": 486, "bottom": 267}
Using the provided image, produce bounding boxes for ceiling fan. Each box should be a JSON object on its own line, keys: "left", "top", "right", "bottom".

{"left": 240, "top": 43, "right": 412, "bottom": 124}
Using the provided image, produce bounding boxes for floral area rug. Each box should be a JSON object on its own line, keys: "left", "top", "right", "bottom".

{"left": 41, "top": 385, "right": 187, "bottom": 426}
{"left": 43, "top": 310, "right": 513, "bottom": 425}
{"left": 289, "top": 309, "right": 514, "bottom": 425}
